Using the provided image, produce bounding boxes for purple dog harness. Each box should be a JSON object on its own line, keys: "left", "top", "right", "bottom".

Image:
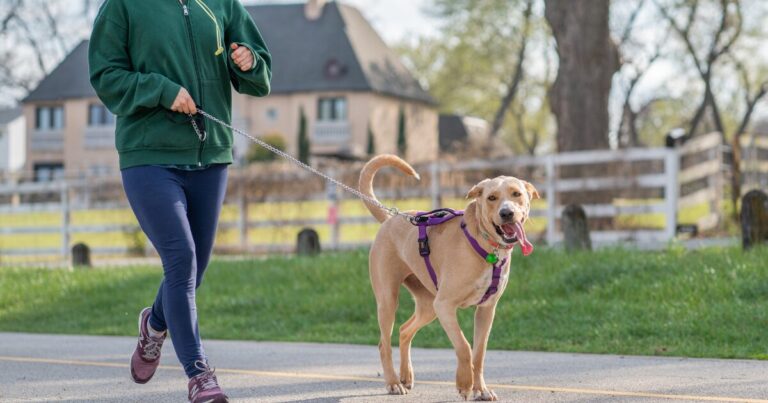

{"left": 411, "top": 209, "right": 510, "bottom": 305}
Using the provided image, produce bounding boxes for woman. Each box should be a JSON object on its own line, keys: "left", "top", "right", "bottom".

{"left": 89, "top": 0, "right": 271, "bottom": 401}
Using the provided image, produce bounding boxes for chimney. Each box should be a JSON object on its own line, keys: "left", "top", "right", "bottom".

{"left": 305, "top": 0, "right": 328, "bottom": 21}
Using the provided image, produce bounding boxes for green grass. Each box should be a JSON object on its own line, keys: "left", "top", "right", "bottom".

{"left": 1, "top": 247, "right": 767, "bottom": 359}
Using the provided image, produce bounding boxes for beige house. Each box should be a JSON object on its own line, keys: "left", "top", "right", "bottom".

{"left": 22, "top": 0, "right": 438, "bottom": 180}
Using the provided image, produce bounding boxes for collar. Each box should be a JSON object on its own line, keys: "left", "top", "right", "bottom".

{"left": 479, "top": 230, "right": 515, "bottom": 250}
{"left": 460, "top": 220, "right": 511, "bottom": 265}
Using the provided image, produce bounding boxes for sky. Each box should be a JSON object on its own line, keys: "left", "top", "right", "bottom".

{"left": 246, "top": 0, "right": 439, "bottom": 44}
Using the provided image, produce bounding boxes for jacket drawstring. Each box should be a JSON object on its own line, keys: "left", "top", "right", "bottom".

{"left": 194, "top": 0, "right": 225, "bottom": 56}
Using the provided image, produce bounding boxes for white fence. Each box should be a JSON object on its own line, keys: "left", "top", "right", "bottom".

{"left": 0, "top": 134, "right": 737, "bottom": 265}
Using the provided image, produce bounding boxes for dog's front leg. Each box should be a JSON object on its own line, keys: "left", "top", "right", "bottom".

{"left": 434, "top": 298, "right": 473, "bottom": 400}
{"left": 471, "top": 304, "right": 498, "bottom": 401}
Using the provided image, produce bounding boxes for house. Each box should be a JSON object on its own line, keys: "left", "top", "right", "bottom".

{"left": 0, "top": 107, "right": 26, "bottom": 178}
{"left": 22, "top": 0, "right": 438, "bottom": 180}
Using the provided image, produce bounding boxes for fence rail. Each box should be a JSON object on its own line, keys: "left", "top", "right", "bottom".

{"left": 0, "top": 132, "right": 756, "bottom": 265}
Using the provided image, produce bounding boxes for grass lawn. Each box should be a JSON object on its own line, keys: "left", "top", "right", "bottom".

{"left": 1, "top": 247, "right": 767, "bottom": 360}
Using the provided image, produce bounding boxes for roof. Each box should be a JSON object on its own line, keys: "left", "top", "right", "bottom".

{"left": 24, "top": 41, "right": 94, "bottom": 102}
{"left": 24, "top": 2, "right": 433, "bottom": 105}
{"left": 0, "top": 107, "right": 23, "bottom": 125}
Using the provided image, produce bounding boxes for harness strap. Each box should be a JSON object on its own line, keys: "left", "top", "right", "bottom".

{"left": 414, "top": 209, "right": 509, "bottom": 305}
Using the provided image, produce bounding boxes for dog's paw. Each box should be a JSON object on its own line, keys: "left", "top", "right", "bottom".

{"left": 400, "top": 380, "right": 413, "bottom": 390}
{"left": 387, "top": 383, "right": 409, "bottom": 395}
{"left": 458, "top": 388, "right": 472, "bottom": 401}
{"left": 473, "top": 389, "right": 498, "bottom": 401}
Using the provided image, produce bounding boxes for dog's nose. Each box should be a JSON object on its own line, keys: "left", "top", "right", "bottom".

{"left": 499, "top": 208, "right": 514, "bottom": 221}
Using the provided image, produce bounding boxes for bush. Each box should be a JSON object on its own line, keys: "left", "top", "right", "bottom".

{"left": 247, "top": 134, "right": 286, "bottom": 163}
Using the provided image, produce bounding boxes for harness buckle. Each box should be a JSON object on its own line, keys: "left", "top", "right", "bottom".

{"left": 418, "top": 237, "right": 430, "bottom": 256}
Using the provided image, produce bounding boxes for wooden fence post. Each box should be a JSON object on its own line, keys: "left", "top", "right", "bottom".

{"left": 326, "top": 169, "right": 340, "bottom": 251}
{"left": 61, "top": 182, "right": 71, "bottom": 268}
{"left": 562, "top": 204, "right": 592, "bottom": 251}
{"left": 238, "top": 176, "right": 249, "bottom": 252}
{"left": 663, "top": 149, "right": 680, "bottom": 241}
{"left": 430, "top": 161, "right": 441, "bottom": 210}
{"left": 545, "top": 155, "right": 557, "bottom": 246}
{"left": 741, "top": 190, "right": 768, "bottom": 250}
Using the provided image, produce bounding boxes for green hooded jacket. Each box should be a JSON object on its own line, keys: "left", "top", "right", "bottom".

{"left": 89, "top": 0, "right": 272, "bottom": 169}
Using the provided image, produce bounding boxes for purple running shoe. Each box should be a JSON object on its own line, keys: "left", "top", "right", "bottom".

{"left": 130, "top": 307, "right": 165, "bottom": 384}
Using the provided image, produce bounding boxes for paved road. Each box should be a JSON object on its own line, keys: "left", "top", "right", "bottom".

{"left": 0, "top": 333, "right": 766, "bottom": 402}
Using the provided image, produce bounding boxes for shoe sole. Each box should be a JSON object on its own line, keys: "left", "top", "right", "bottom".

{"left": 192, "top": 397, "right": 229, "bottom": 403}
{"left": 130, "top": 308, "right": 156, "bottom": 384}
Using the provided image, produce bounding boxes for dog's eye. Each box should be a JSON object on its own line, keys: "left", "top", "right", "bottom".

{"left": 513, "top": 191, "right": 522, "bottom": 197}
{"left": 487, "top": 195, "right": 497, "bottom": 201}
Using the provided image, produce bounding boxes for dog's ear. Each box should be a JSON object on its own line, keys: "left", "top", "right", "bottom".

{"left": 466, "top": 179, "right": 490, "bottom": 199}
{"left": 524, "top": 181, "right": 540, "bottom": 200}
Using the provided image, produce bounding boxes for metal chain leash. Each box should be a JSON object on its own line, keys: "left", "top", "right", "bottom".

{"left": 190, "top": 109, "right": 413, "bottom": 219}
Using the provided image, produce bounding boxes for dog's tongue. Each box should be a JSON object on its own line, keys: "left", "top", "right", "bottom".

{"left": 513, "top": 222, "right": 533, "bottom": 256}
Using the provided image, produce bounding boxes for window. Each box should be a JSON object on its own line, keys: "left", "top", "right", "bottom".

{"left": 317, "top": 97, "right": 347, "bottom": 122}
{"left": 33, "top": 163, "right": 65, "bottom": 182}
{"left": 88, "top": 104, "right": 115, "bottom": 126}
{"left": 35, "top": 106, "right": 65, "bottom": 130}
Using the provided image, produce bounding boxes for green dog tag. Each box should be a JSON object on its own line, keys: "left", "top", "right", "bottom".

{"left": 486, "top": 253, "right": 498, "bottom": 264}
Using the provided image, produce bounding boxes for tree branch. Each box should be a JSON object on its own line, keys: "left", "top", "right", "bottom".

{"left": 489, "top": 0, "right": 534, "bottom": 139}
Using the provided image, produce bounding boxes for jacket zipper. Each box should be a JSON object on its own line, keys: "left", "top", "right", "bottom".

{"left": 180, "top": 0, "right": 206, "bottom": 166}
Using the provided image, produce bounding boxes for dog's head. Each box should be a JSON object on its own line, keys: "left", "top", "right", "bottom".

{"left": 466, "top": 176, "right": 539, "bottom": 255}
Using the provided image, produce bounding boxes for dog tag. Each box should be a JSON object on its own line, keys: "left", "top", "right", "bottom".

{"left": 486, "top": 253, "right": 498, "bottom": 264}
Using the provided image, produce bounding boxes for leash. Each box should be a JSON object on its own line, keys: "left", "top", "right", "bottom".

{"left": 189, "top": 109, "right": 413, "bottom": 220}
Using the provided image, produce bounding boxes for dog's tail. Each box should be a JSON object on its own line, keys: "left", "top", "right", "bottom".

{"left": 358, "top": 154, "right": 420, "bottom": 223}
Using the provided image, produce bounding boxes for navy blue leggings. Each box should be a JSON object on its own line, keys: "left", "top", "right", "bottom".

{"left": 121, "top": 165, "right": 228, "bottom": 378}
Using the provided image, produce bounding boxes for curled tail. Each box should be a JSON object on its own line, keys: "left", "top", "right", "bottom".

{"left": 358, "top": 155, "right": 420, "bottom": 223}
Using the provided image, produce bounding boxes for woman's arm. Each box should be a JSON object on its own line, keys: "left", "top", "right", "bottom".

{"left": 88, "top": 1, "right": 182, "bottom": 116}
{"left": 225, "top": 0, "right": 272, "bottom": 97}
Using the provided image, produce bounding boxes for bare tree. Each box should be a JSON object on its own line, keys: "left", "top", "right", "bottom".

{"left": 614, "top": 0, "right": 666, "bottom": 148}
{"left": 0, "top": 0, "right": 99, "bottom": 105}
{"left": 654, "top": 0, "right": 743, "bottom": 140}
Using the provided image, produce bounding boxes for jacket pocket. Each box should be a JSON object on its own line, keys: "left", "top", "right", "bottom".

{"left": 203, "top": 79, "right": 233, "bottom": 148}
{"left": 141, "top": 107, "right": 199, "bottom": 149}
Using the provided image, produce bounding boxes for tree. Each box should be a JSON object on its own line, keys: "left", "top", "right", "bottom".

{"left": 0, "top": 0, "right": 100, "bottom": 105}
{"left": 397, "top": 0, "right": 544, "bottom": 154}
{"left": 397, "top": 107, "right": 407, "bottom": 157}
{"left": 613, "top": 0, "right": 666, "bottom": 148}
{"left": 297, "top": 107, "right": 310, "bottom": 164}
{"left": 545, "top": 0, "right": 619, "bottom": 152}
{"left": 653, "top": 0, "right": 743, "bottom": 139}
{"left": 366, "top": 123, "right": 376, "bottom": 156}
{"left": 654, "top": 0, "right": 768, "bottom": 217}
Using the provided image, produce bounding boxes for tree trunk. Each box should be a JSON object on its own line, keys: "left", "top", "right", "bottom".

{"left": 545, "top": 0, "right": 619, "bottom": 152}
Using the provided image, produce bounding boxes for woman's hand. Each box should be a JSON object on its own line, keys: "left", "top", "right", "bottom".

{"left": 171, "top": 87, "right": 197, "bottom": 115}
{"left": 230, "top": 43, "right": 254, "bottom": 71}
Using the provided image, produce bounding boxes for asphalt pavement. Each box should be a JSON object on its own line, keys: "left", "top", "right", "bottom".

{"left": 0, "top": 333, "right": 766, "bottom": 402}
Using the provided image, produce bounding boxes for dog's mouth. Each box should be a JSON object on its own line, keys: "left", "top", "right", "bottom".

{"left": 494, "top": 221, "right": 533, "bottom": 256}
{"left": 495, "top": 223, "right": 519, "bottom": 243}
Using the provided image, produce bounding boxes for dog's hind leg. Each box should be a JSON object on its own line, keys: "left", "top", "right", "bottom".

{"left": 398, "top": 275, "right": 436, "bottom": 390}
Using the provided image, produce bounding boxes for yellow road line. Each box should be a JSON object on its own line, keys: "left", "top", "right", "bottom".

{"left": 1, "top": 355, "right": 765, "bottom": 403}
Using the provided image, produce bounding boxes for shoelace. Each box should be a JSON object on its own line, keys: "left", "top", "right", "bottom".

{"left": 193, "top": 360, "right": 219, "bottom": 392}
{"left": 141, "top": 338, "right": 162, "bottom": 360}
